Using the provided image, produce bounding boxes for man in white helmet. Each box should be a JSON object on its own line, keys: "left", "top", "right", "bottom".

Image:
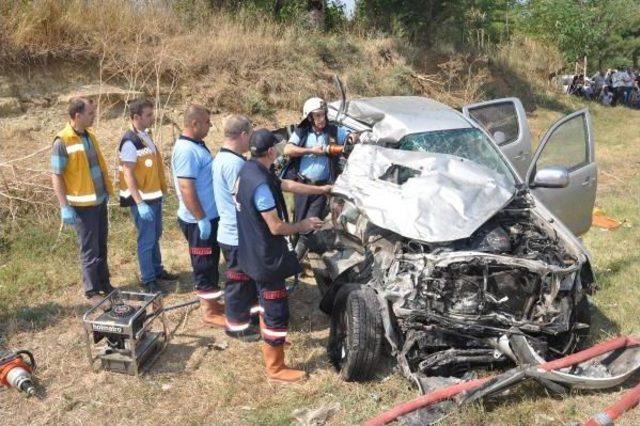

{"left": 283, "top": 97, "right": 355, "bottom": 259}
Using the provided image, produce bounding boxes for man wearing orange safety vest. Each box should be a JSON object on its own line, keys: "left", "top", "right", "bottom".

{"left": 51, "top": 97, "right": 115, "bottom": 305}
{"left": 117, "top": 98, "right": 177, "bottom": 294}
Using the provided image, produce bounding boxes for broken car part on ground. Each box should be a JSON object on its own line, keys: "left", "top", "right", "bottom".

{"left": 364, "top": 336, "right": 640, "bottom": 425}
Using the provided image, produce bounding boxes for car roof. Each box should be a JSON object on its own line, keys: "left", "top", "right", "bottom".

{"left": 329, "top": 96, "right": 474, "bottom": 138}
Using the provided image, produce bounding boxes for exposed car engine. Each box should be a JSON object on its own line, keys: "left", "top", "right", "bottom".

{"left": 310, "top": 192, "right": 593, "bottom": 386}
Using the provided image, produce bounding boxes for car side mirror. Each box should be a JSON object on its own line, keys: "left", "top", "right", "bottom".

{"left": 531, "top": 166, "right": 570, "bottom": 188}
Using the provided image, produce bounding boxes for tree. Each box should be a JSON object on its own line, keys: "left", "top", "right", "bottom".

{"left": 518, "top": 0, "right": 640, "bottom": 69}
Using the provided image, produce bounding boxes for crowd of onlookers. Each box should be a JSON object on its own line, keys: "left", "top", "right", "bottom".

{"left": 567, "top": 68, "right": 640, "bottom": 108}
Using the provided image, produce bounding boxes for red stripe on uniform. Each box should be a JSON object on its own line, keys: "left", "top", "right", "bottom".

{"left": 262, "top": 289, "right": 288, "bottom": 300}
{"left": 190, "top": 247, "right": 212, "bottom": 255}
{"left": 225, "top": 270, "right": 251, "bottom": 282}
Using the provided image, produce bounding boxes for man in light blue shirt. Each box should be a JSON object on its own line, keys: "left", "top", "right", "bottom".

{"left": 214, "top": 118, "right": 333, "bottom": 342}
{"left": 212, "top": 115, "right": 260, "bottom": 341}
{"left": 172, "top": 104, "right": 224, "bottom": 328}
{"left": 283, "top": 97, "right": 352, "bottom": 260}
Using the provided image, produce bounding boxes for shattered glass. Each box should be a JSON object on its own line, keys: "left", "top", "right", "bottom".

{"left": 399, "top": 128, "right": 514, "bottom": 182}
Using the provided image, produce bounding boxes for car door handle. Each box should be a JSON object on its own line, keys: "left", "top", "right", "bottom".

{"left": 581, "top": 177, "right": 594, "bottom": 187}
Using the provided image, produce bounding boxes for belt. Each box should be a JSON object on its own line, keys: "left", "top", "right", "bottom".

{"left": 297, "top": 174, "right": 329, "bottom": 186}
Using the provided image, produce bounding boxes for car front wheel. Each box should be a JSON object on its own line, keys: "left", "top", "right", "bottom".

{"left": 328, "top": 286, "right": 384, "bottom": 381}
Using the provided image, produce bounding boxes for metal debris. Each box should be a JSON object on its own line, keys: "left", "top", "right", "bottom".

{"left": 292, "top": 402, "right": 341, "bottom": 426}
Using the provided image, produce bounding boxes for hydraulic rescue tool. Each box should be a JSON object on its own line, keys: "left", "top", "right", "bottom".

{"left": 0, "top": 349, "right": 36, "bottom": 397}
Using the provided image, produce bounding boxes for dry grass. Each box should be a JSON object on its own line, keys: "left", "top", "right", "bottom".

{"left": 4, "top": 2, "right": 637, "bottom": 424}
{"left": 2, "top": 92, "right": 640, "bottom": 425}
{"left": 0, "top": 0, "right": 514, "bottom": 118}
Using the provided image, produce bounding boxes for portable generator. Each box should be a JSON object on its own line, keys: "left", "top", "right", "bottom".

{"left": 82, "top": 290, "right": 168, "bottom": 376}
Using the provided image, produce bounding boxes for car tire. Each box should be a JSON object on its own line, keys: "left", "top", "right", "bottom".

{"left": 328, "top": 285, "right": 384, "bottom": 381}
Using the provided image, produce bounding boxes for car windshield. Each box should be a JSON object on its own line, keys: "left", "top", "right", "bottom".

{"left": 398, "top": 128, "right": 515, "bottom": 182}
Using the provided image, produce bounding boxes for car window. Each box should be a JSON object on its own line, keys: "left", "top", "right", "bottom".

{"left": 467, "top": 102, "right": 519, "bottom": 146}
{"left": 399, "top": 128, "right": 515, "bottom": 182}
{"left": 537, "top": 114, "right": 588, "bottom": 170}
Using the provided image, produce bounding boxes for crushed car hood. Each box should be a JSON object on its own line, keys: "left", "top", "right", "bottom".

{"left": 333, "top": 144, "right": 516, "bottom": 243}
{"left": 329, "top": 97, "right": 473, "bottom": 144}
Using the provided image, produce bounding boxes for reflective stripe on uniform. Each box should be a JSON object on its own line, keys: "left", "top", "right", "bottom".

{"left": 136, "top": 147, "right": 154, "bottom": 156}
{"left": 66, "top": 193, "right": 97, "bottom": 203}
{"left": 119, "top": 189, "right": 163, "bottom": 200}
{"left": 226, "top": 320, "right": 250, "bottom": 331}
{"left": 66, "top": 143, "right": 85, "bottom": 154}
{"left": 262, "top": 328, "right": 287, "bottom": 338}
{"left": 195, "top": 290, "right": 223, "bottom": 300}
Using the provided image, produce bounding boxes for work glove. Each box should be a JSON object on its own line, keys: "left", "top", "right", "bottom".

{"left": 136, "top": 201, "right": 154, "bottom": 222}
{"left": 197, "top": 218, "right": 211, "bottom": 240}
{"left": 61, "top": 205, "right": 77, "bottom": 225}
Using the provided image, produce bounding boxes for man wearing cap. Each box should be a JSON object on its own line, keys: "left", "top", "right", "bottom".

{"left": 118, "top": 98, "right": 177, "bottom": 294}
{"left": 283, "top": 97, "right": 355, "bottom": 260}
{"left": 51, "top": 97, "right": 115, "bottom": 304}
{"left": 172, "top": 104, "right": 224, "bottom": 328}
{"left": 215, "top": 119, "right": 331, "bottom": 342}
{"left": 236, "top": 129, "right": 324, "bottom": 383}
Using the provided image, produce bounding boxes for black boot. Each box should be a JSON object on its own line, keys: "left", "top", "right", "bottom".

{"left": 226, "top": 324, "right": 261, "bottom": 342}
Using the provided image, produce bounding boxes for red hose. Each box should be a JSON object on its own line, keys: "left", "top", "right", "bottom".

{"left": 539, "top": 336, "right": 640, "bottom": 372}
{"left": 364, "top": 336, "right": 640, "bottom": 426}
{"left": 583, "top": 383, "right": 640, "bottom": 426}
{"left": 363, "top": 377, "right": 492, "bottom": 426}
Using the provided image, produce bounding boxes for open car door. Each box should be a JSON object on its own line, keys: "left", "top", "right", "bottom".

{"left": 526, "top": 109, "right": 596, "bottom": 236}
{"left": 462, "top": 98, "right": 532, "bottom": 178}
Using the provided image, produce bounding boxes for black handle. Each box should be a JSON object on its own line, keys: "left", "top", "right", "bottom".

{"left": 15, "top": 350, "right": 36, "bottom": 371}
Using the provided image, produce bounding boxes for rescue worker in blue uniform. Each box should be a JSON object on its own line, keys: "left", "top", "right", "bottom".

{"left": 171, "top": 104, "right": 224, "bottom": 328}
{"left": 213, "top": 115, "right": 261, "bottom": 341}
{"left": 217, "top": 119, "right": 331, "bottom": 343}
{"left": 283, "top": 97, "right": 354, "bottom": 260}
{"left": 236, "top": 129, "right": 324, "bottom": 383}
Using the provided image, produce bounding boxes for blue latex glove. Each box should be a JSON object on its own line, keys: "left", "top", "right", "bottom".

{"left": 197, "top": 218, "right": 211, "bottom": 240}
{"left": 61, "top": 205, "right": 77, "bottom": 225}
{"left": 136, "top": 201, "right": 154, "bottom": 222}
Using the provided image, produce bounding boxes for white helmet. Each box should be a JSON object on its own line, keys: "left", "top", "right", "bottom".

{"left": 302, "top": 97, "right": 327, "bottom": 120}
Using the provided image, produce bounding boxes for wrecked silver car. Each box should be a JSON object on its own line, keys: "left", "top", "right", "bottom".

{"left": 303, "top": 96, "right": 597, "bottom": 387}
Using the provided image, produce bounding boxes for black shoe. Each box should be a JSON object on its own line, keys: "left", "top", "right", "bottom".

{"left": 225, "top": 325, "right": 261, "bottom": 342}
{"left": 142, "top": 281, "right": 163, "bottom": 295}
{"left": 156, "top": 269, "right": 179, "bottom": 281}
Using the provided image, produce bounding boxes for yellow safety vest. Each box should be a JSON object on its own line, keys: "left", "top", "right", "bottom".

{"left": 117, "top": 129, "right": 167, "bottom": 206}
{"left": 54, "top": 123, "right": 114, "bottom": 207}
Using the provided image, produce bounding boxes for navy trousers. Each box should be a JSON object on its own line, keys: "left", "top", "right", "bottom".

{"left": 256, "top": 280, "right": 289, "bottom": 346}
{"left": 178, "top": 217, "right": 221, "bottom": 296}
{"left": 220, "top": 243, "right": 259, "bottom": 331}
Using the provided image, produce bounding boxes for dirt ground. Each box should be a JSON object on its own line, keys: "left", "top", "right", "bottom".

{"left": 2, "top": 81, "right": 640, "bottom": 425}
